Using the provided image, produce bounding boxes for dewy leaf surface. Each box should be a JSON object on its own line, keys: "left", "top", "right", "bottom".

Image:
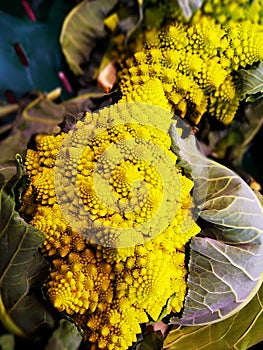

{"left": 60, "top": 0, "right": 118, "bottom": 76}
{"left": 169, "top": 122, "right": 263, "bottom": 325}
{"left": 164, "top": 283, "right": 263, "bottom": 350}
{"left": 0, "top": 155, "right": 55, "bottom": 337}
{"left": 240, "top": 62, "right": 263, "bottom": 97}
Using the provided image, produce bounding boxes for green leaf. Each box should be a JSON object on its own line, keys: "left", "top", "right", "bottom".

{"left": 169, "top": 121, "right": 263, "bottom": 325}
{"left": 239, "top": 62, "right": 263, "bottom": 97}
{"left": 45, "top": 319, "right": 82, "bottom": 350}
{"left": 164, "top": 283, "right": 263, "bottom": 350}
{"left": 177, "top": 0, "right": 204, "bottom": 19}
{"left": 0, "top": 334, "right": 15, "bottom": 350}
{"left": 0, "top": 155, "right": 56, "bottom": 338}
{"left": 60, "top": 0, "right": 118, "bottom": 76}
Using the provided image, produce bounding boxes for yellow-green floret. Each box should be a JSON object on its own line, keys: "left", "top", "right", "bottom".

{"left": 192, "top": 0, "right": 263, "bottom": 26}
{"left": 141, "top": 0, "right": 263, "bottom": 27}
{"left": 119, "top": 19, "right": 263, "bottom": 124}
{"left": 20, "top": 104, "right": 200, "bottom": 349}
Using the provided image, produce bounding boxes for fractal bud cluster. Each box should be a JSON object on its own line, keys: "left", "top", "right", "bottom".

{"left": 20, "top": 104, "right": 200, "bottom": 350}
{"left": 119, "top": 19, "right": 263, "bottom": 125}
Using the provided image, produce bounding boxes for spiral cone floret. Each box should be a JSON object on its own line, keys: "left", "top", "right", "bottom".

{"left": 20, "top": 104, "right": 200, "bottom": 349}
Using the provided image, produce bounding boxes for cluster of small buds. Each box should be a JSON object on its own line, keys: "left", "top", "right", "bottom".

{"left": 119, "top": 19, "right": 263, "bottom": 125}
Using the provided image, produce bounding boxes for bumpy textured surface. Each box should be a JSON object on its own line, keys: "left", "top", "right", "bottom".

{"left": 119, "top": 18, "right": 263, "bottom": 125}
{"left": 192, "top": 0, "right": 263, "bottom": 25}
{"left": 143, "top": 0, "right": 263, "bottom": 27}
{"left": 20, "top": 104, "right": 200, "bottom": 350}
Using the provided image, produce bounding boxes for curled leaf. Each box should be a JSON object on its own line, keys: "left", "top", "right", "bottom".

{"left": 169, "top": 122, "right": 263, "bottom": 325}
{"left": 60, "top": 0, "right": 118, "bottom": 76}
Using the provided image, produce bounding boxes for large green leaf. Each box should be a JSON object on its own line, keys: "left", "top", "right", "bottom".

{"left": 164, "top": 283, "right": 263, "bottom": 350}
{"left": 239, "top": 62, "right": 263, "bottom": 98}
{"left": 60, "top": 0, "right": 118, "bottom": 76}
{"left": 0, "top": 155, "right": 55, "bottom": 338}
{"left": 169, "top": 121, "right": 263, "bottom": 325}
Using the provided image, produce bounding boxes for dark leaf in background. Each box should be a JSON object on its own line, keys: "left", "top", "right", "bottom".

{"left": 0, "top": 0, "right": 74, "bottom": 103}
{"left": 242, "top": 123, "right": 263, "bottom": 188}
{"left": 0, "top": 0, "right": 54, "bottom": 21}
{"left": 139, "top": 330, "right": 163, "bottom": 350}
{"left": 206, "top": 95, "right": 263, "bottom": 179}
